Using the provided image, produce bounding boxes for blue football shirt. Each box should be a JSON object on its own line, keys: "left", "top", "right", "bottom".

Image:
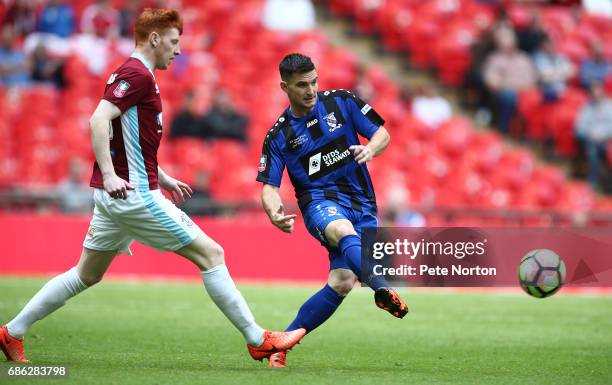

{"left": 256, "top": 89, "right": 385, "bottom": 216}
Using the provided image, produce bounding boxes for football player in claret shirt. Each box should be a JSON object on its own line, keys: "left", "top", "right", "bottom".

{"left": 256, "top": 53, "right": 409, "bottom": 367}
{"left": 1, "top": 9, "right": 304, "bottom": 364}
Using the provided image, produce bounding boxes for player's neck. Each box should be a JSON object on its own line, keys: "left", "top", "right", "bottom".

{"left": 289, "top": 103, "right": 314, "bottom": 119}
{"left": 132, "top": 48, "right": 156, "bottom": 72}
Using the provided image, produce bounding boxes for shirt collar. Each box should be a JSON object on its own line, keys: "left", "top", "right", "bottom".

{"left": 130, "top": 52, "right": 155, "bottom": 74}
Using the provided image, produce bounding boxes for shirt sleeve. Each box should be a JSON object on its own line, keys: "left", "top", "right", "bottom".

{"left": 103, "top": 69, "right": 151, "bottom": 113}
{"left": 256, "top": 133, "right": 285, "bottom": 187}
{"left": 346, "top": 94, "right": 385, "bottom": 139}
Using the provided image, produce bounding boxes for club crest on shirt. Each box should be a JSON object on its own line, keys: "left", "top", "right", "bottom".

{"left": 258, "top": 155, "right": 267, "bottom": 172}
{"left": 113, "top": 80, "right": 131, "bottom": 98}
{"left": 324, "top": 112, "right": 342, "bottom": 132}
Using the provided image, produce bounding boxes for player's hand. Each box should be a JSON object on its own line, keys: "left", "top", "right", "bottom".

{"left": 350, "top": 145, "right": 374, "bottom": 164}
{"left": 270, "top": 204, "right": 297, "bottom": 233}
{"left": 159, "top": 175, "right": 193, "bottom": 204}
{"left": 103, "top": 174, "right": 135, "bottom": 200}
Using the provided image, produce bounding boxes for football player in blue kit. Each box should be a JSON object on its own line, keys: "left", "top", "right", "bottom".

{"left": 256, "top": 53, "right": 408, "bottom": 367}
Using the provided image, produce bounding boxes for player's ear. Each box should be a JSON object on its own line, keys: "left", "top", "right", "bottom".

{"left": 150, "top": 32, "right": 160, "bottom": 48}
{"left": 280, "top": 81, "right": 288, "bottom": 94}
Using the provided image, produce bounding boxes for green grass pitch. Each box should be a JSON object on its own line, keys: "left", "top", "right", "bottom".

{"left": 0, "top": 277, "right": 610, "bottom": 385}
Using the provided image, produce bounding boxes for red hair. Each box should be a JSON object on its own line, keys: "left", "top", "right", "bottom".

{"left": 134, "top": 8, "right": 183, "bottom": 45}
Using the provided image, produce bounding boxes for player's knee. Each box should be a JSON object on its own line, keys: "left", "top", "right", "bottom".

{"left": 78, "top": 271, "right": 103, "bottom": 287}
{"left": 328, "top": 274, "right": 357, "bottom": 296}
{"left": 196, "top": 242, "right": 225, "bottom": 270}
{"left": 327, "top": 221, "right": 357, "bottom": 247}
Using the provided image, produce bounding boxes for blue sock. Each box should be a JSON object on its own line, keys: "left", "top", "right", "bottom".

{"left": 338, "top": 234, "right": 389, "bottom": 290}
{"left": 285, "top": 284, "right": 344, "bottom": 333}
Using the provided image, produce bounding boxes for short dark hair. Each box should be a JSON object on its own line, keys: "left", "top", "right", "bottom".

{"left": 279, "top": 53, "right": 315, "bottom": 81}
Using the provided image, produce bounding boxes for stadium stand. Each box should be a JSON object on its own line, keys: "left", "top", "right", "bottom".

{"left": 0, "top": 0, "right": 611, "bottom": 226}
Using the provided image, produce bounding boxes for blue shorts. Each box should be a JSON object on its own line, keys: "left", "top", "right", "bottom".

{"left": 303, "top": 200, "right": 378, "bottom": 271}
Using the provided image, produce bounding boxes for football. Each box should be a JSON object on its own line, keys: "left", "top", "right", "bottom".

{"left": 518, "top": 249, "right": 567, "bottom": 298}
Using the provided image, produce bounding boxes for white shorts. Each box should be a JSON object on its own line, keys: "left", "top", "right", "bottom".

{"left": 83, "top": 188, "right": 203, "bottom": 254}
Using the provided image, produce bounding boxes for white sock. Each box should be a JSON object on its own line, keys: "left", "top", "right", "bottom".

{"left": 201, "top": 264, "right": 264, "bottom": 346}
{"left": 6, "top": 267, "right": 87, "bottom": 339}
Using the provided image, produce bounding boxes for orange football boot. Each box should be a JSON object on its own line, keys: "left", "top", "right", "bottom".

{"left": 374, "top": 288, "right": 409, "bottom": 318}
{"left": 247, "top": 328, "right": 305, "bottom": 361}
{"left": 268, "top": 351, "right": 287, "bottom": 368}
{"left": 1, "top": 325, "right": 30, "bottom": 363}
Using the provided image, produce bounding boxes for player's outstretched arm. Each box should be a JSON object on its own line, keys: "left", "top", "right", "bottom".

{"left": 89, "top": 100, "right": 134, "bottom": 199}
{"left": 158, "top": 166, "right": 193, "bottom": 203}
{"left": 261, "top": 184, "right": 296, "bottom": 233}
{"left": 350, "top": 126, "right": 391, "bottom": 164}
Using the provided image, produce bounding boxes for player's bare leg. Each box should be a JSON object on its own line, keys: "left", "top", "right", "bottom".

{"left": 325, "top": 219, "right": 408, "bottom": 318}
{"left": 175, "top": 233, "right": 305, "bottom": 360}
{"left": 2, "top": 248, "right": 117, "bottom": 362}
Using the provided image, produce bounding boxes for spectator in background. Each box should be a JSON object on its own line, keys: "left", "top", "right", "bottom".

{"left": 3, "top": 0, "right": 37, "bottom": 38}
{"left": 575, "top": 83, "right": 612, "bottom": 191}
{"left": 354, "top": 64, "right": 375, "bottom": 102}
{"left": 54, "top": 158, "right": 93, "bottom": 214}
{"left": 262, "top": 0, "right": 316, "bottom": 32}
{"left": 80, "top": 0, "right": 120, "bottom": 39}
{"left": 178, "top": 170, "right": 224, "bottom": 216}
{"left": 37, "top": 0, "right": 75, "bottom": 38}
{"left": 483, "top": 28, "right": 536, "bottom": 133}
{"left": 580, "top": 41, "right": 611, "bottom": 89}
{"left": 30, "top": 42, "right": 67, "bottom": 89}
{"left": 517, "top": 10, "right": 548, "bottom": 55}
{"left": 382, "top": 185, "right": 426, "bottom": 227}
{"left": 411, "top": 84, "right": 452, "bottom": 129}
{"left": 0, "top": 26, "right": 30, "bottom": 87}
{"left": 533, "top": 36, "right": 574, "bottom": 102}
{"left": 170, "top": 90, "right": 203, "bottom": 139}
{"left": 119, "top": 0, "right": 143, "bottom": 38}
{"left": 201, "top": 89, "right": 249, "bottom": 142}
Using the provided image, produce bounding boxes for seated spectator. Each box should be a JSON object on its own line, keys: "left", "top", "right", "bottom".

{"left": 0, "top": 26, "right": 30, "bottom": 87}
{"left": 178, "top": 170, "right": 224, "bottom": 216}
{"left": 382, "top": 185, "right": 426, "bottom": 227}
{"left": 411, "top": 84, "right": 452, "bottom": 129}
{"left": 3, "top": 0, "right": 37, "bottom": 38}
{"left": 533, "top": 36, "right": 574, "bottom": 102}
{"left": 54, "top": 158, "right": 93, "bottom": 214}
{"left": 170, "top": 90, "right": 202, "bottom": 139}
{"left": 201, "top": 90, "right": 249, "bottom": 142}
{"left": 80, "top": 0, "right": 120, "bottom": 39}
{"left": 119, "top": 0, "right": 143, "bottom": 38}
{"left": 483, "top": 28, "right": 536, "bottom": 133}
{"left": 353, "top": 64, "right": 375, "bottom": 102}
{"left": 517, "top": 10, "right": 548, "bottom": 55}
{"left": 580, "top": 41, "right": 611, "bottom": 89}
{"left": 262, "top": 0, "right": 316, "bottom": 33}
{"left": 575, "top": 83, "right": 612, "bottom": 191}
{"left": 31, "top": 42, "right": 67, "bottom": 89}
{"left": 37, "top": 0, "right": 75, "bottom": 38}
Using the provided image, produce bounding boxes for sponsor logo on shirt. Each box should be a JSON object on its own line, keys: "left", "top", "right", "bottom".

{"left": 323, "top": 112, "right": 342, "bottom": 132}
{"left": 258, "top": 155, "right": 267, "bottom": 172}
{"left": 306, "top": 118, "right": 318, "bottom": 128}
{"left": 86, "top": 226, "right": 96, "bottom": 238}
{"left": 107, "top": 73, "right": 117, "bottom": 84}
{"left": 308, "top": 153, "right": 321, "bottom": 175}
{"left": 301, "top": 137, "right": 353, "bottom": 180}
{"left": 113, "top": 80, "right": 131, "bottom": 98}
